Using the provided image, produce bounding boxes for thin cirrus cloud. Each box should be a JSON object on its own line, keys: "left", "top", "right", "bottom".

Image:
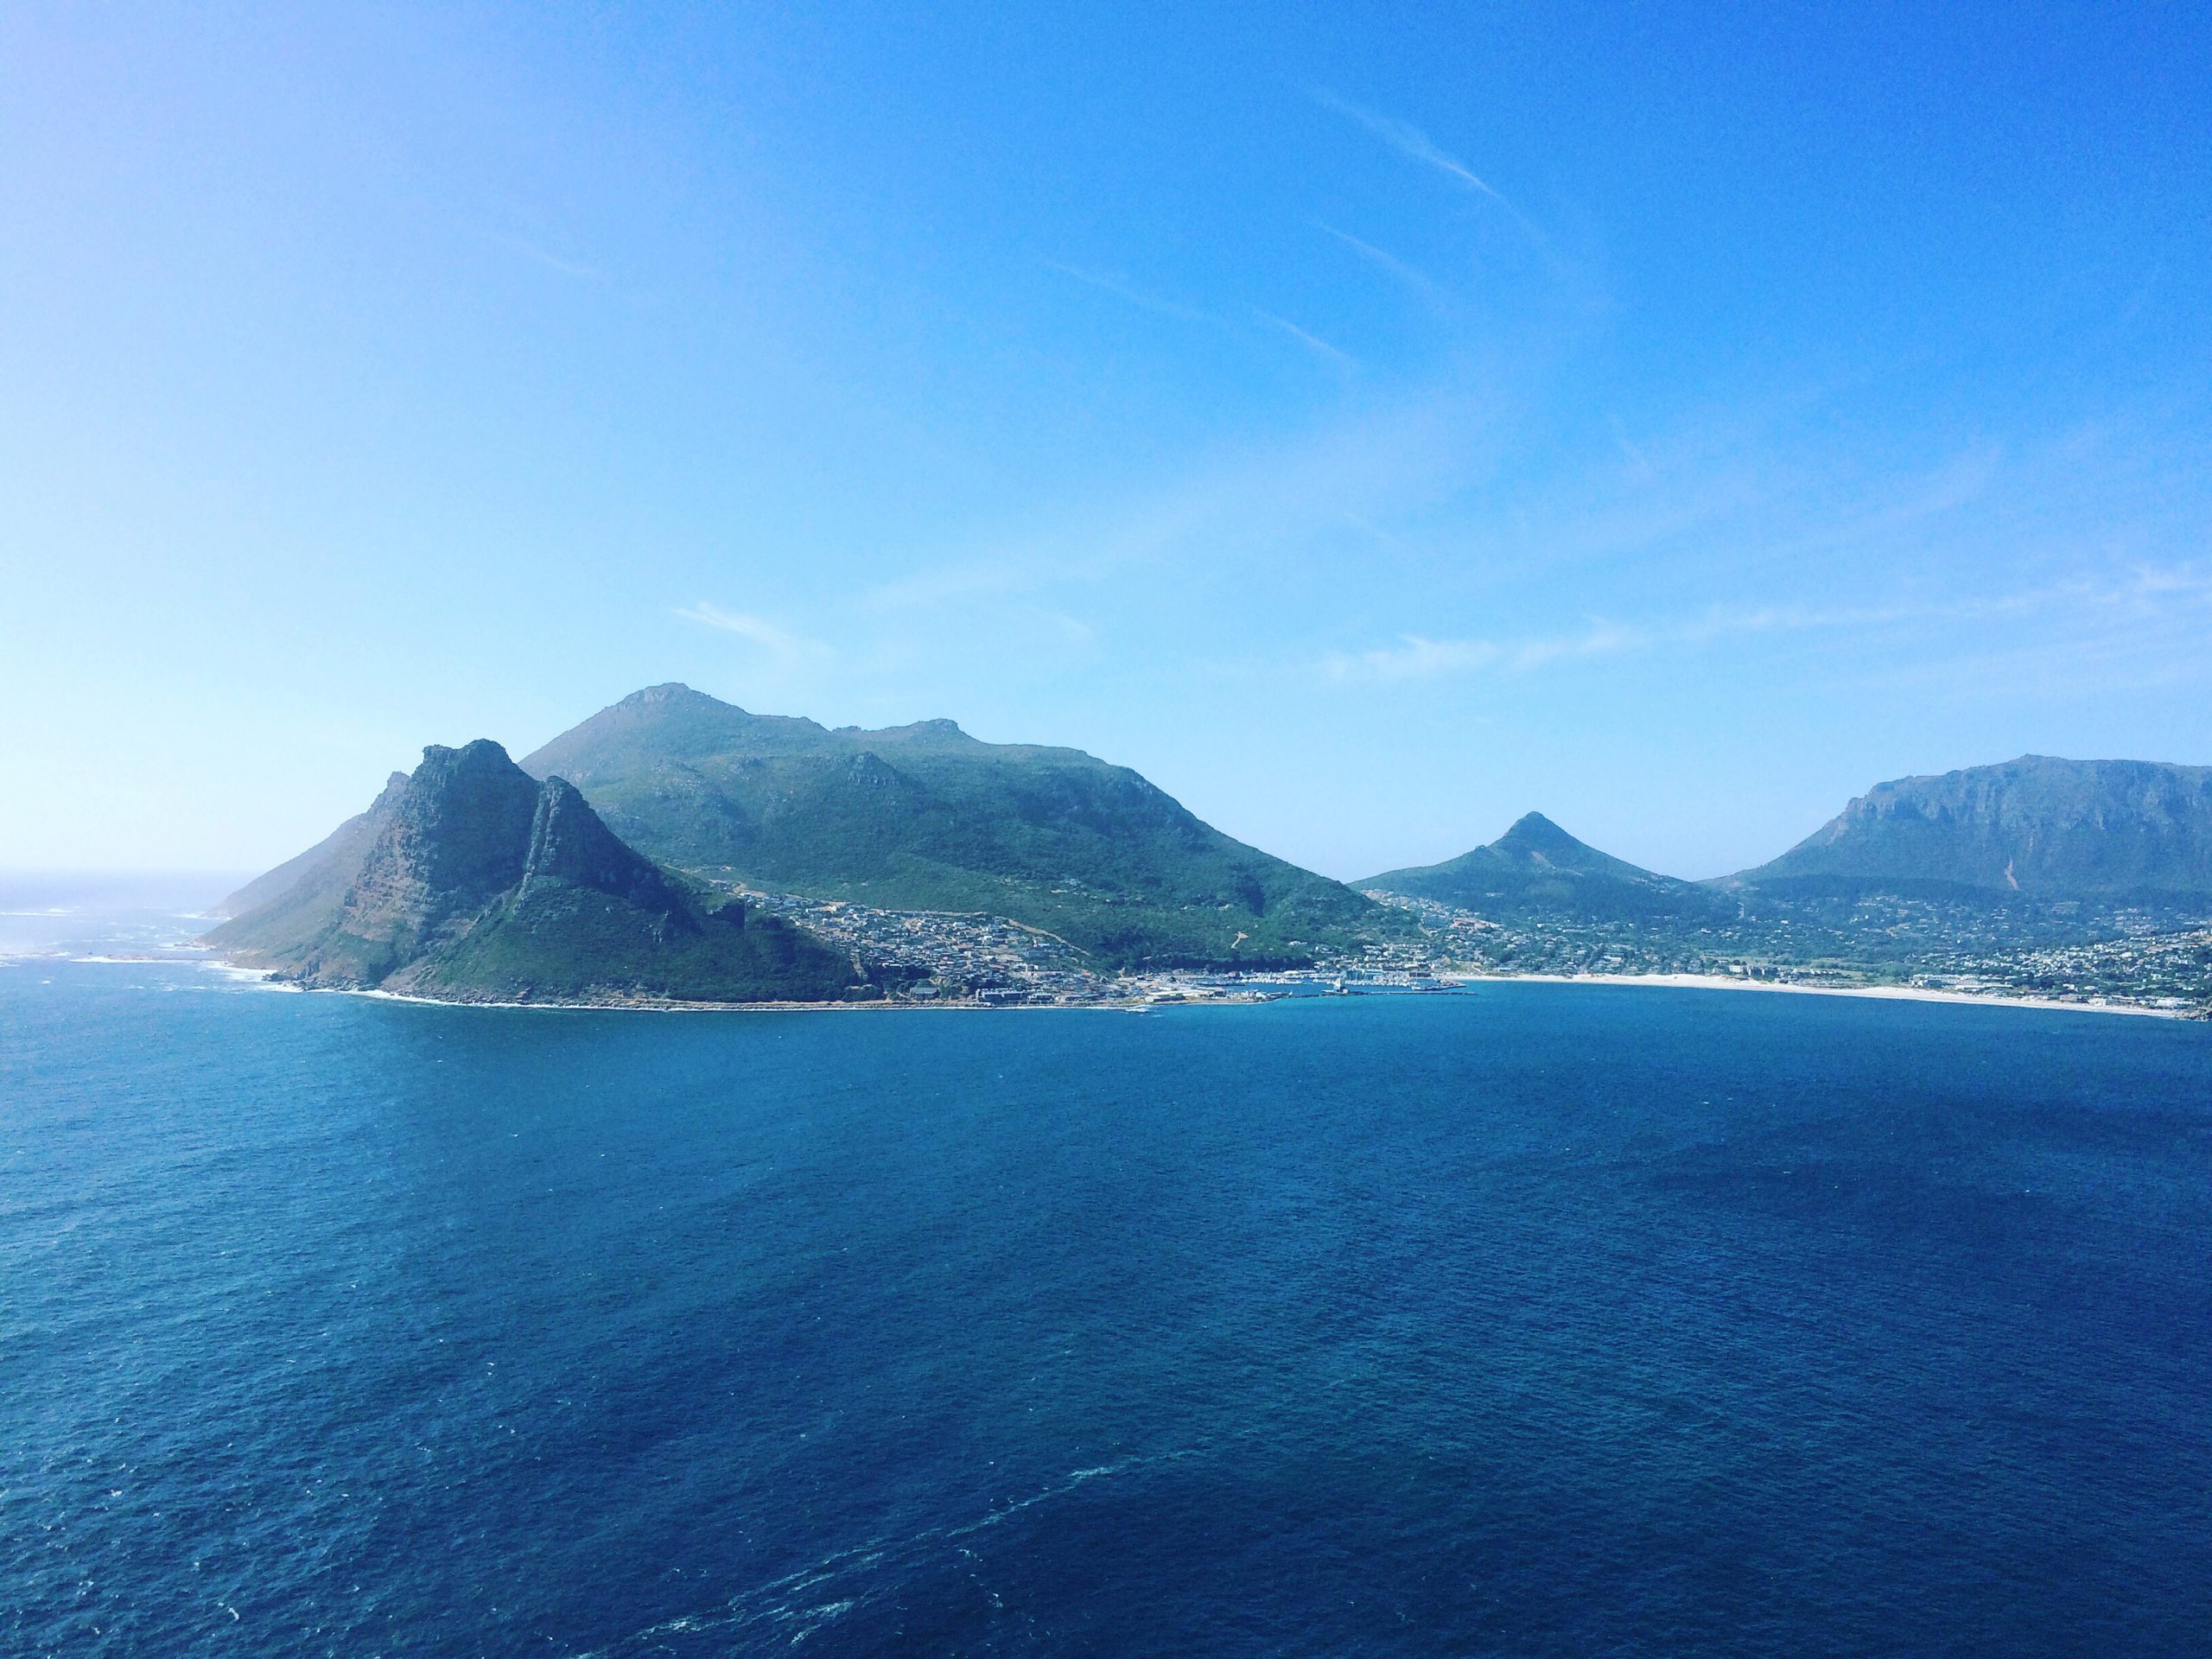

{"left": 1255, "top": 310, "right": 1358, "bottom": 368}
{"left": 1325, "top": 622, "right": 1640, "bottom": 683}
{"left": 863, "top": 394, "right": 1481, "bottom": 612}
{"left": 1321, "top": 607, "right": 1930, "bottom": 687}
{"left": 1313, "top": 89, "right": 1508, "bottom": 200}
{"left": 468, "top": 223, "right": 606, "bottom": 282}
{"left": 673, "top": 601, "right": 830, "bottom": 663}
{"left": 1322, "top": 568, "right": 2212, "bottom": 688}
{"left": 1313, "top": 222, "right": 1443, "bottom": 302}
{"left": 1039, "top": 258, "right": 1220, "bottom": 326}
{"left": 1044, "top": 258, "right": 1355, "bottom": 369}
{"left": 1313, "top": 89, "right": 1550, "bottom": 250}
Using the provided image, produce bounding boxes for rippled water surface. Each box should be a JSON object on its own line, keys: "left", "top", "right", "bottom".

{"left": 6, "top": 945, "right": 2211, "bottom": 1656}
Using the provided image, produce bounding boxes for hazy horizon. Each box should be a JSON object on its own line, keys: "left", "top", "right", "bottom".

{"left": 7, "top": 3, "right": 2209, "bottom": 880}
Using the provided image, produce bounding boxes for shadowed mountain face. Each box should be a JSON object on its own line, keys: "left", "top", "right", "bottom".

{"left": 1359, "top": 813, "right": 1738, "bottom": 924}
{"left": 207, "top": 741, "right": 861, "bottom": 1003}
{"left": 520, "top": 683, "right": 1379, "bottom": 969}
{"left": 1734, "top": 756, "right": 2212, "bottom": 900}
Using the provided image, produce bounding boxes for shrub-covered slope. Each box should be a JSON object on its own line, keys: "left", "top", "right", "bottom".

{"left": 522, "top": 683, "right": 1380, "bottom": 969}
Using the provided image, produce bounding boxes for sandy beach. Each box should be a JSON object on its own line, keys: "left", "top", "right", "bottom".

{"left": 1453, "top": 970, "right": 2190, "bottom": 1019}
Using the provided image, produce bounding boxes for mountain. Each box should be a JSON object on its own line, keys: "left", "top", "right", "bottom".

{"left": 206, "top": 740, "right": 863, "bottom": 1003}
{"left": 518, "top": 683, "right": 1380, "bottom": 969}
{"left": 1733, "top": 756, "right": 2212, "bottom": 900}
{"left": 1358, "top": 812, "right": 1737, "bottom": 924}
{"left": 213, "top": 772, "right": 409, "bottom": 919}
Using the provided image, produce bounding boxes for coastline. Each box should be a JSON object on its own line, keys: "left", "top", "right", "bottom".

{"left": 276, "top": 960, "right": 2201, "bottom": 1019}
{"left": 190, "top": 954, "right": 1230, "bottom": 1014}
{"left": 1450, "top": 969, "right": 2192, "bottom": 1019}
{"left": 25, "top": 944, "right": 2196, "bottom": 1020}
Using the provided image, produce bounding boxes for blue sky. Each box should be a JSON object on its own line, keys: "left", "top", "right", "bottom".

{"left": 5, "top": 3, "right": 2209, "bottom": 881}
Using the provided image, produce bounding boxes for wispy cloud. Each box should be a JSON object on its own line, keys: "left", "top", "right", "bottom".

{"left": 476, "top": 226, "right": 604, "bottom": 282}
{"left": 1314, "top": 90, "right": 1507, "bottom": 200}
{"left": 1325, "top": 635, "right": 1497, "bottom": 682}
{"left": 1321, "top": 567, "right": 2212, "bottom": 687}
{"left": 1313, "top": 90, "right": 1555, "bottom": 255}
{"left": 1325, "top": 622, "right": 1638, "bottom": 683}
{"left": 673, "top": 602, "right": 831, "bottom": 664}
{"left": 1045, "top": 258, "right": 1367, "bottom": 372}
{"left": 1313, "top": 222, "right": 1442, "bottom": 302}
{"left": 1255, "top": 310, "right": 1357, "bottom": 369}
{"left": 1039, "top": 258, "right": 1219, "bottom": 325}
{"left": 1322, "top": 607, "right": 1879, "bottom": 686}
{"left": 865, "top": 394, "right": 1484, "bottom": 611}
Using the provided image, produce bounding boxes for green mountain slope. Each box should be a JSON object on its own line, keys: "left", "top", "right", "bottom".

{"left": 1360, "top": 812, "right": 1738, "bottom": 924}
{"left": 206, "top": 740, "right": 863, "bottom": 1003}
{"left": 1734, "top": 756, "right": 2212, "bottom": 899}
{"left": 520, "top": 683, "right": 1379, "bottom": 968}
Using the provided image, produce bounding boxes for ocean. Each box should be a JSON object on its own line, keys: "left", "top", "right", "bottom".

{"left": 5, "top": 927, "right": 2212, "bottom": 1656}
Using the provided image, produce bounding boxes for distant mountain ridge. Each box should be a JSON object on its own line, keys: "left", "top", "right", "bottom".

{"left": 206, "top": 740, "right": 861, "bottom": 1003}
{"left": 1359, "top": 812, "right": 1736, "bottom": 924}
{"left": 1733, "top": 756, "right": 2212, "bottom": 899}
{"left": 521, "top": 683, "right": 1378, "bottom": 969}
{"left": 204, "top": 696, "right": 2212, "bottom": 1004}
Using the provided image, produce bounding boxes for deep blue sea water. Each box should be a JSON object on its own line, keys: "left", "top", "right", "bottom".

{"left": 6, "top": 938, "right": 2212, "bottom": 1656}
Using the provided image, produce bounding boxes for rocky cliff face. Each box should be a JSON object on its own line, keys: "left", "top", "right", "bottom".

{"left": 515, "top": 775, "right": 690, "bottom": 918}
{"left": 207, "top": 741, "right": 861, "bottom": 1004}
{"left": 301, "top": 741, "right": 543, "bottom": 982}
{"left": 1735, "top": 756, "right": 2212, "bottom": 898}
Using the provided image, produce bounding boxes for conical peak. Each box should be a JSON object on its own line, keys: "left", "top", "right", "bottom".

{"left": 1497, "top": 811, "right": 1580, "bottom": 850}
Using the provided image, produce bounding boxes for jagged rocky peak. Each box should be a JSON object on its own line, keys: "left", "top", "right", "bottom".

{"left": 518, "top": 775, "right": 693, "bottom": 920}
{"left": 284, "top": 740, "right": 540, "bottom": 976}
{"left": 206, "top": 733, "right": 861, "bottom": 1001}
{"left": 369, "top": 741, "right": 543, "bottom": 905}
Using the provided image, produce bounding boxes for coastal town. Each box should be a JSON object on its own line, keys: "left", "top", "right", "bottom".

{"left": 1353, "top": 891, "right": 2212, "bottom": 1015}
{"left": 730, "top": 887, "right": 1280, "bottom": 1005}
{"left": 729, "top": 884, "right": 2212, "bottom": 1016}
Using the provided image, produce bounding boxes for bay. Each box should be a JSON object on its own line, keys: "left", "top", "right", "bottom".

{"left": 5, "top": 950, "right": 2210, "bottom": 1656}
